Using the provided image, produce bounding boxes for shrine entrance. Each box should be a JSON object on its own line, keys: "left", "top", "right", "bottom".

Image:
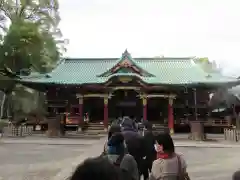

{"left": 109, "top": 89, "right": 142, "bottom": 121}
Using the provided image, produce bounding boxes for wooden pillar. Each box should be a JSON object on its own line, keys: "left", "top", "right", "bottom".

{"left": 168, "top": 97, "right": 174, "bottom": 134}
{"left": 104, "top": 97, "right": 108, "bottom": 131}
{"left": 142, "top": 97, "right": 147, "bottom": 121}
{"left": 78, "top": 96, "right": 83, "bottom": 131}
{"left": 193, "top": 88, "right": 198, "bottom": 121}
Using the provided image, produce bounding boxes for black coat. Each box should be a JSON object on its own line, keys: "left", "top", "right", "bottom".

{"left": 122, "top": 129, "right": 145, "bottom": 175}
{"left": 143, "top": 130, "right": 156, "bottom": 160}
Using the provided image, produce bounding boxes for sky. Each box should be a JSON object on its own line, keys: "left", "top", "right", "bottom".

{"left": 58, "top": 0, "right": 240, "bottom": 77}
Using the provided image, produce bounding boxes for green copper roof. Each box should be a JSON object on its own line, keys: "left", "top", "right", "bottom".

{"left": 98, "top": 50, "right": 154, "bottom": 77}
{"left": 19, "top": 51, "right": 239, "bottom": 86}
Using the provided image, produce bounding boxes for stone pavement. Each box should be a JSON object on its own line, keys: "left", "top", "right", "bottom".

{"left": 0, "top": 137, "right": 105, "bottom": 180}
{"left": 51, "top": 136, "right": 240, "bottom": 180}
{"left": 1, "top": 135, "right": 240, "bottom": 180}
{"left": 177, "top": 146, "right": 240, "bottom": 180}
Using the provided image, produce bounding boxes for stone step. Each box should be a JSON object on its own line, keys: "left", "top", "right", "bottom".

{"left": 83, "top": 129, "right": 107, "bottom": 134}
{"left": 153, "top": 124, "right": 166, "bottom": 127}
{"left": 65, "top": 134, "right": 105, "bottom": 139}
{"left": 87, "top": 127, "right": 105, "bottom": 131}
{"left": 87, "top": 123, "right": 105, "bottom": 130}
{"left": 88, "top": 123, "right": 104, "bottom": 126}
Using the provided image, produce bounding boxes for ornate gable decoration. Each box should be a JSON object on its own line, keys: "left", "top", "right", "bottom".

{"left": 98, "top": 49, "right": 153, "bottom": 77}
{"left": 120, "top": 58, "right": 132, "bottom": 67}
{"left": 111, "top": 55, "right": 140, "bottom": 73}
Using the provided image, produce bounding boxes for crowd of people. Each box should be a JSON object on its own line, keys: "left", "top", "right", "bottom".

{"left": 68, "top": 117, "right": 240, "bottom": 180}
{"left": 66, "top": 117, "right": 240, "bottom": 180}
{"left": 68, "top": 117, "right": 192, "bottom": 180}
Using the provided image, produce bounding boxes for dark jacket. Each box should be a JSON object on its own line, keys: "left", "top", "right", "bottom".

{"left": 104, "top": 133, "right": 139, "bottom": 180}
{"left": 143, "top": 130, "right": 156, "bottom": 160}
{"left": 104, "top": 154, "right": 139, "bottom": 180}
{"left": 122, "top": 127, "right": 145, "bottom": 172}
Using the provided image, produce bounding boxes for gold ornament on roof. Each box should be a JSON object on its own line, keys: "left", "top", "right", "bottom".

{"left": 104, "top": 97, "right": 108, "bottom": 105}
{"left": 118, "top": 77, "right": 132, "bottom": 83}
{"left": 142, "top": 98, "right": 147, "bottom": 106}
{"left": 119, "top": 59, "right": 132, "bottom": 67}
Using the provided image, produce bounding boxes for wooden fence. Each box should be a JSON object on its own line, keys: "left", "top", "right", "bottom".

{"left": 3, "top": 124, "right": 33, "bottom": 137}
{"left": 224, "top": 128, "right": 240, "bottom": 142}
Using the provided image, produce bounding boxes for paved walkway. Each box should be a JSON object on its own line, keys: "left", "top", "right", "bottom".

{"left": 0, "top": 137, "right": 99, "bottom": 145}
{"left": 1, "top": 134, "right": 240, "bottom": 180}
{"left": 1, "top": 134, "right": 240, "bottom": 148}
{"left": 0, "top": 137, "right": 104, "bottom": 180}
{"left": 52, "top": 138, "right": 240, "bottom": 180}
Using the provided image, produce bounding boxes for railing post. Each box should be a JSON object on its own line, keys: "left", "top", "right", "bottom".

{"left": 224, "top": 128, "right": 227, "bottom": 140}
{"left": 236, "top": 130, "right": 238, "bottom": 142}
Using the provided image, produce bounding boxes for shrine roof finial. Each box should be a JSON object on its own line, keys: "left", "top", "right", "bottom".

{"left": 122, "top": 49, "right": 129, "bottom": 56}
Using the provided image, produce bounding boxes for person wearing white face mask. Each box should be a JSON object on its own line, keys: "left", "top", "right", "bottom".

{"left": 150, "top": 133, "right": 190, "bottom": 180}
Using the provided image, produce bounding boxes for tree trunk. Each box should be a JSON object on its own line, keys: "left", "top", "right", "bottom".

{"left": 0, "top": 92, "right": 6, "bottom": 119}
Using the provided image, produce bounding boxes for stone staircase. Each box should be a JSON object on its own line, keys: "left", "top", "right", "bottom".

{"left": 84, "top": 123, "right": 106, "bottom": 135}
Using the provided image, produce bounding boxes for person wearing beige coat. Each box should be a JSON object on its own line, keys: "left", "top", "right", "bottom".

{"left": 149, "top": 133, "right": 190, "bottom": 180}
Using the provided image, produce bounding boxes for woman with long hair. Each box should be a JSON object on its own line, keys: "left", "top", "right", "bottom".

{"left": 149, "top": 133, "right": 190, "bottom": 180}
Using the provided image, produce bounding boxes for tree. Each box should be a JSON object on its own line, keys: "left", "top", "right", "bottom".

{"left": 0, "top": 0, "right": 65, "bottom": 73}
{"left": 194, "top": 57, "right": 221, "bottom": 73}
{"left": 0, "top": 20, "right": 45, "bottom": 73}
{"left": 0, "top": 0, "right": 67, "bottom": 126}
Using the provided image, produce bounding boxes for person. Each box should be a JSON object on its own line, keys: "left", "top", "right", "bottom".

{"left": 102, "top": 124, "right": 122, "bottom": 155}
{"left": 142, "top": 122, "right": 156, "bottom": 180}
{"left": 121, "top": 116, "right": 138, "bottom": 132}
{"left": 233, "top": 170, "right": 240, "bottom": 180}
{"left": 149, "top": 133, "right": 190, "bottom": 180}
{"left": 84, "top": 112, "right": 89, "bottom": 123}
{"left": 121, "top": 117, "right": 145, "bottom": 178}
{"left": 70, "top": 156, "right": 130, "bottom": 180}
{"left": 103, "top": 132, "right": 139, "bottom": 180}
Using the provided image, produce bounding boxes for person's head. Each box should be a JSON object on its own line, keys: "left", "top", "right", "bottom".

{"left": 70, "top": 156, "right": 119, "bottom": 180}
{"left": 107, "top": 132, "right": 125, "bottom": 155}
{"left": 144, "top": 121, "right": 152, "bottom": 131}
{"left": 155, "top": 133, "right": 175, "bottom": 154}
{"left": 121, "top": 117, "right": 135, "bottom": 129}
{"left": 108, "top": 124, "right": 121, "bottom": 140}
{"left": 233, "top": 170, "right": 240, "bottom": 180}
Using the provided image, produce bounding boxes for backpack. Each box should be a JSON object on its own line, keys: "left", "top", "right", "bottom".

{"left": 113, "top": 154, "right": 125, "bottom": 167}
{"left": 113, "top": 154, "right": 135, "bottom": 180}
{"left": 176, "top": 154, "right": 190, "bottom": 180}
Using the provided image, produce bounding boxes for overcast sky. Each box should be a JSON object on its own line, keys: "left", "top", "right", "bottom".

{"left": 58, "top": 0, "right": 240, "bottom": 77}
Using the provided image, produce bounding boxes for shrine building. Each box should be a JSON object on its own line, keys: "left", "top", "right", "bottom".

{"left": 17, "top": 50, "right": 240, "bottom": 133}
